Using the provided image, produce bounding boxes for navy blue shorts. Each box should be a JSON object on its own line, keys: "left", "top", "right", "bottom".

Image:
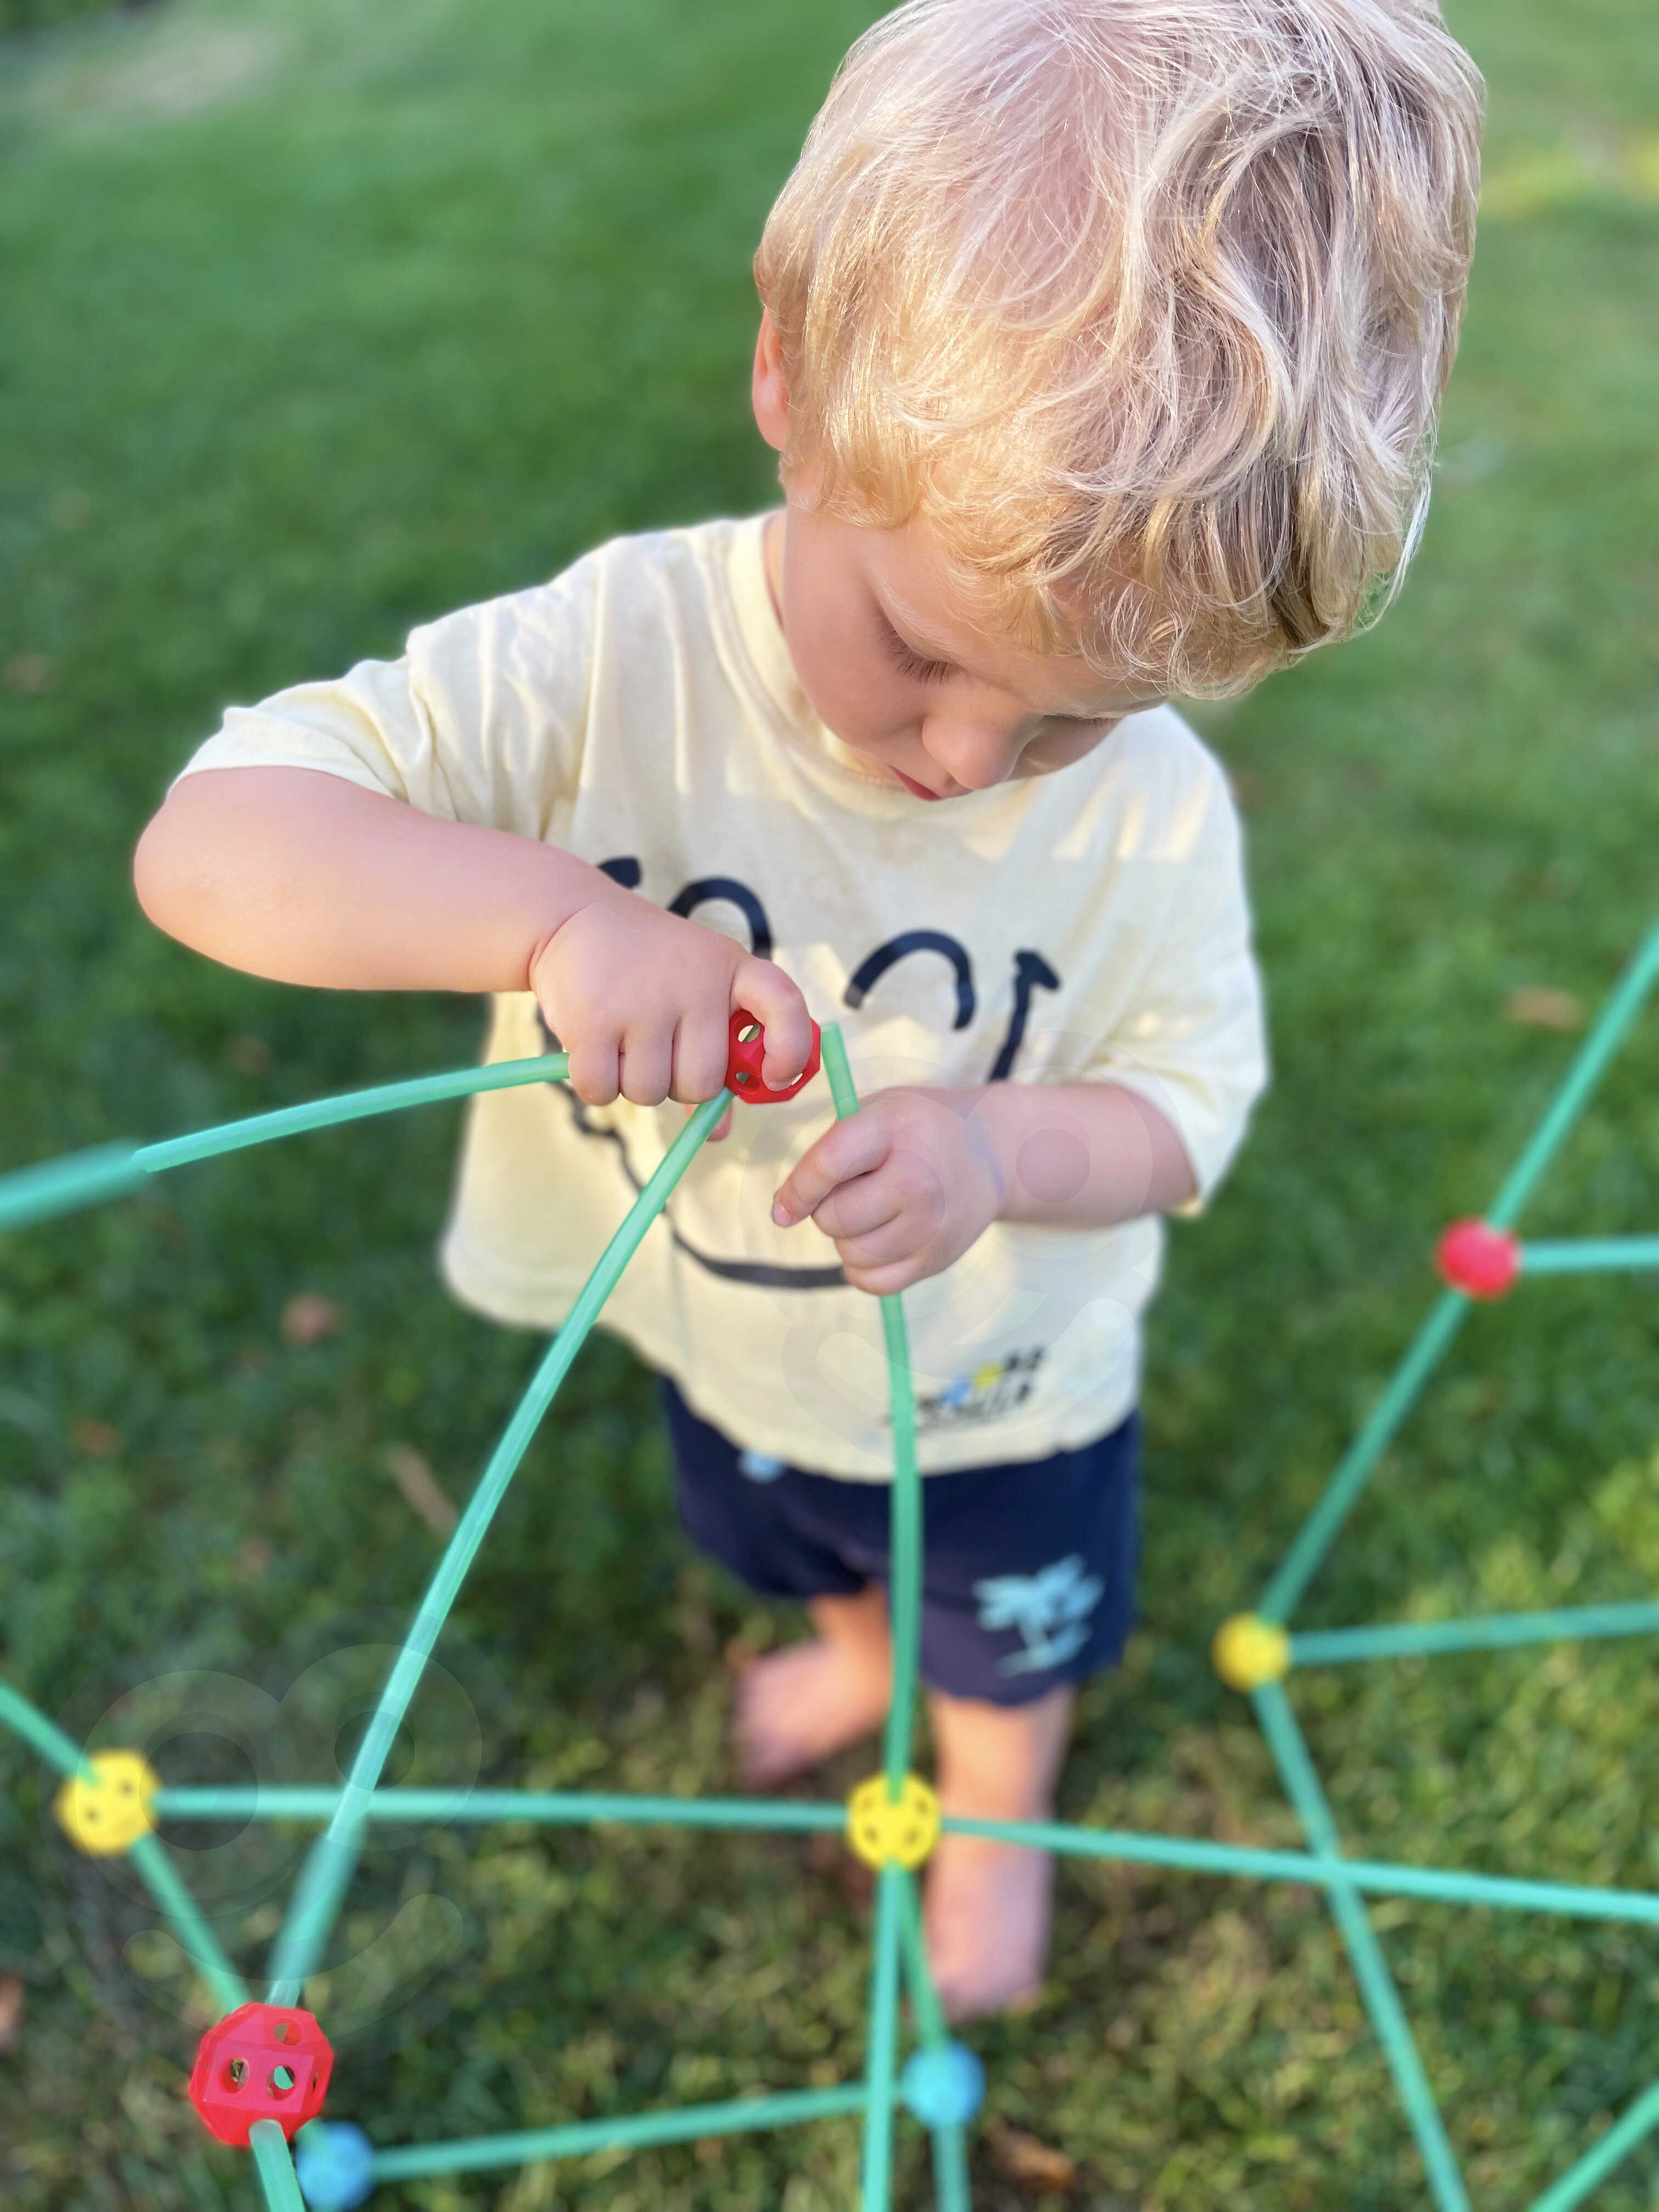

{"left": 662, "top": 1381, "right": 1139, "bottom": 1708}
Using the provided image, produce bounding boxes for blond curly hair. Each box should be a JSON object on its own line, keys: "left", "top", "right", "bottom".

{"left": 755, "top": 0, "right": 1483, "bottom": 695}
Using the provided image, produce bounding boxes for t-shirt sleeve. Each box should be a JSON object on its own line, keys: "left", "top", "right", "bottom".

{"left": 1083, "top": 737, "right": 1269, "bottom": 1205}
{"left": 172, "top": 557, "right": 599, "bottom": 842}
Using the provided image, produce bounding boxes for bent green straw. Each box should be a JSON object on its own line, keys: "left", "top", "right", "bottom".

{"left": 264, "top": 1086, "right": 729, "bottom": 2005}
{"left": 0, "top": 1051, "right": 571, "bottom": 1231}
{"left": 368, "top": 2084, "right": 870, "bottom": 2181}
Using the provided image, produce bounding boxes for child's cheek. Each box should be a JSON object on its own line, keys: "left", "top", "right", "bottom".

{"left": 795, "top": 632, "right": 905, "bottom": 758}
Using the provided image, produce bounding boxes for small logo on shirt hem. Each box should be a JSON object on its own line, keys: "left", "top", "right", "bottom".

{"left": 903, "top": 1348, "right": 1046, "bottom": 1433}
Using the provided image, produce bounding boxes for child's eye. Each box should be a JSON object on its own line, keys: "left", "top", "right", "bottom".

{"left": 887, "top": 633, "right": 956, "bottom": 685}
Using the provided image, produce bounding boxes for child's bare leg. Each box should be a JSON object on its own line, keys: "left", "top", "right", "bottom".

{"left": 734, "top": 1583, "right": 893, "bottom": 1784}
{"left": 924, "top": 1683, "right": 1072, "bottom": 2022}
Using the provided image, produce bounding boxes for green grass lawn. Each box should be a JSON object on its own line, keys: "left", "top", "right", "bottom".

{"left": 1, "top": 0, "right": 1657, "bottom": 2205}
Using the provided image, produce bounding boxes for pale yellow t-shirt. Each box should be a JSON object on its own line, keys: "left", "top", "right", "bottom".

{"left": 178, "top": 515, "right": 1267, "bottom": 1478}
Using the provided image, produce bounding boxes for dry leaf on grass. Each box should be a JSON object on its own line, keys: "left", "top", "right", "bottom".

{"left": 280, "top": 1293, "right": 344, "bottom": 1346}
{"left": 987, "top": 2120, "right": 1077, "bottom": 2192}
{"left": 69, "top": 1418, "right": 121, "bottom": 1457}
{"left": 0, "top": 1973, "right": 23, "bottom": 2052}
{"left": 383, "top": 1444, "right": 458, "bottom": 1537}
{"left": 1506, "top": 985, "right": 1584, "bottom": 1031}
{"left": 3, "top": 654, "right": 56, "bottom": 695}
{"left": 225, "top": 1034, "right": 272, "bottom": 1075}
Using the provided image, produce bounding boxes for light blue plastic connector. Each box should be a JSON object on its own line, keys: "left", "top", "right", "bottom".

{"left": 296, "top": 2120, "right": 375, "bottom": 2210}
{"left": 899, "top": 2040, "right": 985, "bottom": 2128}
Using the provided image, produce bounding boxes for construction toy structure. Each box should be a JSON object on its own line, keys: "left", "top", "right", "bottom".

{"left": 2, "top": 932, "right": 1657, "bottom": 2210}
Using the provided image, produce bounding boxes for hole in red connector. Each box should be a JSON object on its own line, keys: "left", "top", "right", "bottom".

{"left": 274, "top": 2020, "right": 292, "bottom": 2042}
{"left": 738, "top": 1023, "right": 760, "bottom": 1043}
{"left": 733, "top": 1071, "right": 752, "bottom": 1086}
{"left": 224, "top": 2058, "right": 247, "bottom": 2091}
{"left": 268, "top": 2064, "right": 296, "bottom": 2096}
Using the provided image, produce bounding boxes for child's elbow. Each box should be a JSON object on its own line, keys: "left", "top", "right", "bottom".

{"left": 133, "top": 785, "right": 217, "bottom": 947}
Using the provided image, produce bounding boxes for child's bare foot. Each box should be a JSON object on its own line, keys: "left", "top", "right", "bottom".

{"left": 733, "top": 1586, "right": 893, "bottom": 1785}
{"left": 923, "top": 1683, "right": 1074, "bottom": 2022}
{"left": 734, "top": 1637, "right": 894, "bottom": 1784}
{"left": 924, "top": 1830, "right": 1054, "bottom": 2022}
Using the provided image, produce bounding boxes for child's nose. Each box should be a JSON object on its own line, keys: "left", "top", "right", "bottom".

{"left": 919, "top": 714, "right": 1026, "bottom": 791}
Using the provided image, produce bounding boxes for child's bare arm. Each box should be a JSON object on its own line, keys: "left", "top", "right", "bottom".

{"left": 977, "top": 1081, "right": 1196, "bottom": 1223}
{"left": 137, "top": 768, "right": 605, "bottom": 994}
{"left": 134, "top": 766, "right": 813, "bottom": 1105}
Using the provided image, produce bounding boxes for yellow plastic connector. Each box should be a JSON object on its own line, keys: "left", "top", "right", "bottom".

{"left": 54, "top": 1750, "right": 159, "bottom": 1856}
{"left": 846, "top": 1773, "right": 941, "bottom": 1870}
{"left": 1211, "top": 1613, "right": 1291, "bottom": 1691}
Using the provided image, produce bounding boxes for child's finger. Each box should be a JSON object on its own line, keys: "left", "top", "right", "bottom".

{"left": 618, "top": 1024, "right": 673, "bottom": 1106}
{"left": 828, "top": 1213, "right": 919, "bottom": 1269}
{"left": 811, "top": 1175, "right": 903, "bottom": 1243}
{"left": 669, "top": 1009, "right": 732, "bottom": 1104}
{"left": 841, "top": 1254, "right": 922, "bottom": 1297}
{"left": 565, "top": 1035, "right": 622, "bottom": 1105}
{"left": 685, "top": 1101, "right": 734, "bottom": 1142}
{"left": 772, "top": 1115, "right": 889, "bottom": 1226}
{"left": 732, "top": 959, "right": 814, "bottom": 1085}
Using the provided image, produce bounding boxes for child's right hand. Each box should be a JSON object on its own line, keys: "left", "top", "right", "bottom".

{"left": 529, "top": 880, "right": 814, "bottom": 1109}
{"left": 133, "top": 769, "right": 811, "bottom": 1115}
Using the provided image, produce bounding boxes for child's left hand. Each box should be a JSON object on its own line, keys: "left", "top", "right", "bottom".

{"left": 770, "top": 1087, "right": 1005, "bottom": 1295}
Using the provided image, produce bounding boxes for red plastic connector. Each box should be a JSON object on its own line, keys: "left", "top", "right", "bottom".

{"left": 1436, "top": 1218, "right": 1520, "bottom": 1299}
{"left": 726, "top": 1011, "right": 821, "bottom": 1104}
{"left": 187, "top": 2002, "right": 333, "bottom": 2147}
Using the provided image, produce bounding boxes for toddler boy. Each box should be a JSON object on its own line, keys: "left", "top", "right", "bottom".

{"left": 134, "top": 0, "right": 1482, "bottom": 2019}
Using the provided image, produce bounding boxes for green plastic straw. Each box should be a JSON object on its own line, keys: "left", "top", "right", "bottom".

{"left": 820, "top": 1024, "right": 926, "bottom": 2212}
{"left": 878, "top": 1295, "right": 923, "bottom": 1795}
{"left": 264, "top": 1089, "right": 728, "bottom": 2006}
{"left": 0, "top": 1143, "right": 146, "bottom": 1232}
{"left": 895, "top": 1870, "right": 948, "bottom": 2051}
{"left": 135, "top": 1051, "right": 570, "bottom": 1175}
{"left": 1259, "top": 1291, "right": 1469, "bottom": 1627}
{"left": 1520, "top": 1237, "right": 1659, "bottom": 1274}
{"left": 0, "top": 1679, "right": 94, "bottom": 1779}
{"left": 250, "top": 2119, "right": 308, "bottom": 2211}
{"left": 819, "top": 1026, "right": 922, "bottom": 1796}
{"left": 1292, "top": 1602, "right": 1659, "bottom": 1668}
{"left": 154, "top": 1786, "right": 844, "bottom": 1830}
{"left": 1486, "top": 927, "right": 1659, "bottom": 1231}
{"left": 1256, "top": 1683, "right": 1469, "bottom": 2212}
{"left": 942, "top": 1814, "right": 1659, "bottom": 1927}
{"left": 129, "top": 1833, "right": 248, "bottom": 2015}
{"left": 0, "top": 1056, "right": 573, "bottom": 1236}
{"left": 1527, "top": 2080, "right": 1659, "bottom": 2212}
{"left": 897, "top": 1872, "right": 973, "bottom": 2212}
{"left": 150, "top": 1780, "right": 1659, "bottom": 1926}
{"left": 370, "top": 2084, "right": 868, "bottom": 2181}
{"left": 861, "top": 1864, "right": 905, "bottom": 2212}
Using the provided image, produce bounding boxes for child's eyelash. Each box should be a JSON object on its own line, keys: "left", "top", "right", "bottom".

{"left": 887, "top": 633, "right": 955, "bottom": 685}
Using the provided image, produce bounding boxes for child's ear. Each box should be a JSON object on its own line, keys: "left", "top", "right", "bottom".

{"left": 751, "top": 308, "right": 789, "bottom": 454}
